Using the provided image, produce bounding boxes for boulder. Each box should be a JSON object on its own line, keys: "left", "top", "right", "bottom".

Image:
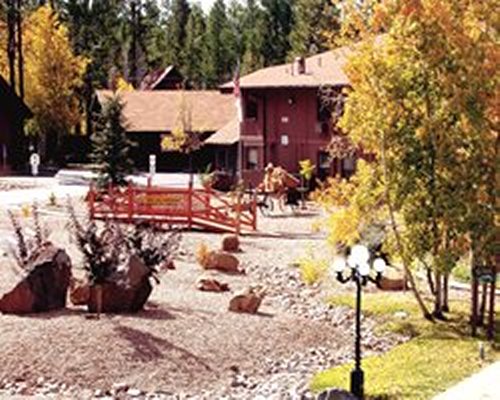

{"left": 379, "top": 276, "right": 408, "bottom": 291}
{"left": 0, "top": 244, "right": 72, "bottom": 314}
{"left": 317, "top": 389, "right": 357, "bottom": 400}
{"left": 222, "top": 234, "right": 240, "bottom": 252}
{"left": 87, "top": 256, "right": 153, "bottom": 313}
{"left": 204, "top": 251, "right": 241, "bottom": 273}
{"left": 87, "top": 278, "right": 152, "bottom": 313}
{"left": 70, "top": 279, "right": 90, "bottom": 306}
{"left": 196, "top": 278, "right": 229, "bottom": 292}
{"left": 229, "top": 286, "right": 266, "bottom": 314}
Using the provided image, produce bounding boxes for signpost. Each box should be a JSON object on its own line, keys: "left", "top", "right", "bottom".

{"left": 149, "top": 154, "right": 156, "bottom": 185}
{"left": 29, "top": 153, "right": 40, "bottom": 177}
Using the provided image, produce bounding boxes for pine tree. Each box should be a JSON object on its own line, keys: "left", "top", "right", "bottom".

{"left": 203, "top": 0, "right": 234, "bottom": 87}
{"left": 289, "top": 0, "right": 340, "bottom": 57}
{"left": 91, "top": 95, "right": 135, "bottom": 187}
{"left": 165, "top": 0, "right": 190, "bottom": 66}
{"left": 240, "top": 0, "right": 265, "bottom": 73}
{"left": 142, "top": 0, "right": 168, "bottom": 71}
{"left": 182, "top": 3, "right": 206, "bottom": 88}
{"left": 261, "top": 0, "right": 293, "bottom": 65}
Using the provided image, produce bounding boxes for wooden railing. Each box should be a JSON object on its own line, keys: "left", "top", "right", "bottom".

{"left": 87, "top": 181, "right": 257, "bottom": 234}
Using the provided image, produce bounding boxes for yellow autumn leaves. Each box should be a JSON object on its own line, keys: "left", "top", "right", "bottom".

{"left": 1, "top": 5, "right": 88, "bottom": 140}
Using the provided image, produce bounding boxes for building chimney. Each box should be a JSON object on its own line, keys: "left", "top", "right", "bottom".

{"left": 293, "top": 56, "right": 306, "bottom": 75}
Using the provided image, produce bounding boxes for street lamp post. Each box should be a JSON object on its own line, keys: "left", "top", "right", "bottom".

{"left": 332, "top": 244, "right": 386, "bottom": 399}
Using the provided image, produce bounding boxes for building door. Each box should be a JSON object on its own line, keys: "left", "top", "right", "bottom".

{"left": 0, "top": 143, "right": 7, "bottom": 172}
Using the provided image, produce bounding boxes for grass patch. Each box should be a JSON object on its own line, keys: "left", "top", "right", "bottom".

{"left": 311, "top": 292, "right": 499, "bottom": 399}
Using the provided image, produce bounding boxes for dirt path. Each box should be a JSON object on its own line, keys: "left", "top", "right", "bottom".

{"left": 0, "top": 204, "right": 405, "bottom": 399}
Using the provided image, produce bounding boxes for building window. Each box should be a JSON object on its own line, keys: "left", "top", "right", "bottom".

{"left": 280, "top": 134, "right": 289, "bottom": 146}
{"left": 246, "top": 147, "right": 259, "bottom": 170}
{"left": 317, "top": 96, "right": 331, "bottom": 122}
{"left": 318, "top": 151, "right": 330, "bottom": 169}
{"left": 341, "top": 156, "right": 356, "bottom": 178}
{"left": 245, "top": 98, "right": 258, "bottom": 120}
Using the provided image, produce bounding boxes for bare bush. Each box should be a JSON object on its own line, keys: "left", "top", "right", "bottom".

{"left": 8, "top": 203, "right": 48, "bottom": 270}
{"left": 124, "top": 223, "right": 181, "bottom": 282}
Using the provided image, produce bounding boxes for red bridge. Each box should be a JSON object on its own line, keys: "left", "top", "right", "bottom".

{"left": 87, "top": 182, "right": 257, "bottom": 234}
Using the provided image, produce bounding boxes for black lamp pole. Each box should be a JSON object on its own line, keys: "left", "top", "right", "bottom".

{"left": 352, "top": 272, "right": 364, "bottom": 398}
{"left": 335, "top": 250, "right": 384, "bottom": 400}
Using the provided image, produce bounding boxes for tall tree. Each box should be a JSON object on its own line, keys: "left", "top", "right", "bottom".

{"left": 203, "top": 0, "right": 234, "bottom": 86}
{"left": 289, "top": 0, "right": 340, "bottom": 57}
{"left": 240, "top": 0, "right": 265, "bottom": 73}
{"left": 164, "top": 0, "right": 190, "bottom": 66}
{"left": 320, "top": 0, "right": 498, "bottom": 319}
{"left": 91, "top": 94, "right": 135, "bottom": 187}
{"left": 22, "top": 5, "right": 88, "bottom": 164}
{"left": 261, "top": 0, "right": 293, "bottom": 65}
{"left": 182, "top": 3, "right": 206, "bottom": 88}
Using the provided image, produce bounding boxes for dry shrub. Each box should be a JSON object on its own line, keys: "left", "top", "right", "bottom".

{"left": 124, "top": 223, "right": 181, "bottom": 282}
{"left": 296, "top": 251, "right": 328, "bottom": 286}
{"left": 8, "top": 203, "right": 48, "bottom": 270}
{"left": 196, "top": 242, "right": 212, "bottom": 268}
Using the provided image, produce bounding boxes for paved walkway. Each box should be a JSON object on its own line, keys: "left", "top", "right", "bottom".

{"left": 433, "top": 361, "right": 500, "bottom": 400}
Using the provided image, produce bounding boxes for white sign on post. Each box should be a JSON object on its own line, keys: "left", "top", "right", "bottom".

{"left": 149, "top": 154, "right": 156, "bottom": 177}
{"left": 30, "top": 153, "right": 40, "bottom": 177}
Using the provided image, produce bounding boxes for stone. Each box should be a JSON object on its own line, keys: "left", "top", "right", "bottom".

{"left": 204, "top": 251, "right": 241, "bottom": 273}
{"left": 126, "top": 388, "right": 142, "bottom": 397}
{"left": 86, "top": 256, "right": 153, "bottom": 313}
{"left": 229, "top": 286, "right": 266, "bottom": 314}
{"left": 0, "top": 244, "right": 72, "bottom": 314}
{"left": 69, "top": 278, "right": 90, "bottom": 306}
{"left": 317, "top": 389, "right": 357, "bottom": 400}
{"left": 196, "top": 278, "right": 230, "bottom": 292}
{"left": 222, "top": 234, "right": 240, "bottom": 252}
{"left": 87, "top": 278, "right": 152, "bottom": 314}
{"left": 379, "top": 276, "right": 408, "bottom": 291}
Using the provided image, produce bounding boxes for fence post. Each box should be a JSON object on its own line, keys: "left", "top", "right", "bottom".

{"left": 187, "top": 179, "right": 193, "bottom": 229}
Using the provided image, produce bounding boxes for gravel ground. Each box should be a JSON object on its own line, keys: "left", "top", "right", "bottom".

{"left": 0, "top": 202, "right": 407, "bottom": 399}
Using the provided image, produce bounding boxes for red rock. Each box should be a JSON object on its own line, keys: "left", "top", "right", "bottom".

{"left": 0, "top": 244, "right": 72, "bottom": 314}
{"left": 222, "top": 234, "right": 240, "bottom": 252}
{"left": 229, "top": 286, "right": 266, "bottom": 314}
{"left": 196, "top": 278, "right": 229, "bottom": 292}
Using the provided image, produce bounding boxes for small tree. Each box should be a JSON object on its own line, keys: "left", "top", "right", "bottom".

{"left": 160, "top": 91, "right": 202, "bottom": 174}
{"left": 91, "top": 94, "right": 135, "bottom": 187}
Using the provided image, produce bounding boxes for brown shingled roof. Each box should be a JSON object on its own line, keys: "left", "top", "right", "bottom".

{"left": 221, "top": 44, "right": 352, "bottom": 89}
{"left": 205, "top": 117, "right": 239, "bottom": 145}
{"left": 96, "top": 90, "right": 236, "bottom": 133}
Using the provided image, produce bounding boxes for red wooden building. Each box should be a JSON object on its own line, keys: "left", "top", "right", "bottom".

{"left": 218, "top": 44, "right": 356, "bottom": 185}
{"left": 0, "top": 75, "right": 32, "bottom": 174}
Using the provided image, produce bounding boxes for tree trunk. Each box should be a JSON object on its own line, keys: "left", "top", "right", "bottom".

{"left": 442, "top": 272, "right": 449, "bottom": 312}
{"left": 433, "top": 270, "right": 445, "bottom": 319}
{"left": 471, "top": 251, "right": 479, "bottom": 336}
{"left": 380, "top": 130, "right": 433, "bottom": 321}
{"left": 16, "top": 0, "right": 24, "bottom": 99}
{"left": 7, "top": 0, "right": 16, "bottom": 90}
{"left": 426, "top": 266, "right": 435, "bottom": 295}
